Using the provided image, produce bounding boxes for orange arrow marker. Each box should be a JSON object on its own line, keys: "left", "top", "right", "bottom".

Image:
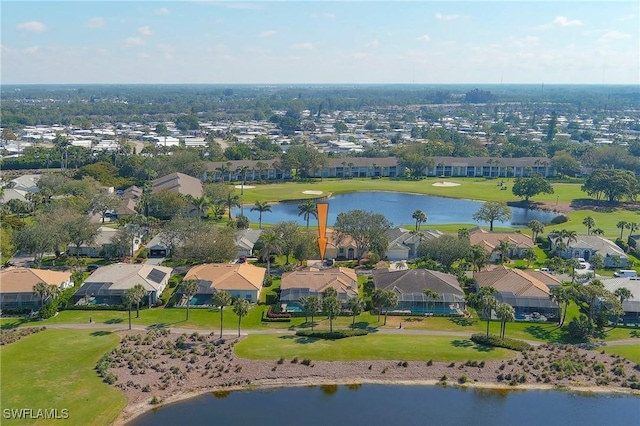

{"left": 316, "top": 203, "right": 328, "bottom": 260}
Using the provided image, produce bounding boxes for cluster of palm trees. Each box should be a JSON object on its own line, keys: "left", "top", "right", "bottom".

{"left": 299, "top": 289, "right": 366, "bottom": 332}
{"left": 122, "top": 283, "right": 147, "bottom": 330}
{"left": 33, "top": 282, "right": 61, "bottom": 311}
{"left": 371, "top": 289, "right": 399, "bottom": 325}
{"left": 466, "top": 286, "right": 515, "bottom": 341}
{"left": 616, "top": 221, "right": 639, "bottom": 241}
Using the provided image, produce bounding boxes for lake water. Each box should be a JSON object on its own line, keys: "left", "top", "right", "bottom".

{"left": 234, "top": 192, "right": 559, "bottom": 227}
{"left": 131, "top": 384, "right": 639, "bottom": 426}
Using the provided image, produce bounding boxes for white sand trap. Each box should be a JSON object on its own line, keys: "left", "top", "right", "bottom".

{"left": 302, "top": 190, "right": 323, "bottom": 195}
{"left": 432, "top": 181, "right": 461, "bottom": 187}
{"left": 234, "top": 185, "right": 256, "bottom": 189}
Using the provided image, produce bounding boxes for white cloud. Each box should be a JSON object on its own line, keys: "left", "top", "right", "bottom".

{"left": 366, "top": 40, "right": 380, "bottom": 48}
{"left": 259, "top": 30, "right": 277, "bottom": 38}
{"left": 85, "top": 18, "right": 106, "bottom": 28}
{"left": 1, "top": 45, "right": 40, "bottom": 54}
{"left": 435, "top": 12, "right": 459, "bottom": 21}
{"left": 17, "top": 21, "right": 46, "bottom": 33}
{"left": 154, "top": 8, "right": 170, "bottom": 16}
{"left": 124, "top": 37, "right": 145, "bottom": 47}
{"left": 416, "top": 34, "right": 431, "bottom": 42}
{"left": 551, "top": 16, "right": 583, "bottom": 27}
{"left": 598, "top": 30, "right": 632, "bottom": 43}
{"left": 291, "top": 42, "right": 314, "bottom": 50}
{"left": 138, "top": 26, "right": 152, "bottom": 36}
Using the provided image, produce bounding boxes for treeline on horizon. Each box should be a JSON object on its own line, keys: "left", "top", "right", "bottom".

{"left": 1, "top": 84, "right": 638, "bottom": 129}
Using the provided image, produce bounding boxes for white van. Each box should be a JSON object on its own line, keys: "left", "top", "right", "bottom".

{"left": 614, "top": 270, "right": 638, "bottom": 278}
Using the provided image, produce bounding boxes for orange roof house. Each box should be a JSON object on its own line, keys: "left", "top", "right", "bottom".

{"left": 183, "top": 263, "right": 266, "bottom": 303}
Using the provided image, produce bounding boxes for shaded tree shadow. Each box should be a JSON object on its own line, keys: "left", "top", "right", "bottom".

{"left": 630, "top": 330, "right": 640, "bottom": 338}
{"left": 0, "top": 319, "right": 31, "bottom": 329}
{"left": 524, "top": 325, "right": 562, "bottom": 342}
{"left": 104, "top": 318, "right": 123, "bottom": 324}
{"left": 90, "top": 330, "right": 112, "bottom": 337}
{"left": 278, "top": 335, "right": 318, "bottom": 344}
{"left": 449, "top": 317, "right": 477, "bottom": 327}
{"left": 473, "top": 344, "right": 496, "bottom": 352}
{"left": 451, "top": 339, "right": 474, "bottom": 348}
{"left": 147, "top": 321, "right": 184, "bottom": 329}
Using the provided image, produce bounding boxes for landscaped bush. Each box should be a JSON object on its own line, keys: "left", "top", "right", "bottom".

{"left": 470, "top": 334, "right": 531, "bottom": 351}
{"left": 39, "top": 302, "right": 58, "bottom": 319}
{"left": 295, "top": 329, "right": 368, "bottom": 340}
{"left": 0, "top": 327, "right": 46, "bottom": 345}
{"left": 550, "top": 214, "right": 568, "bottom": 225}
{"left": 267, "top": 306, "right": 291, "bottom": 319}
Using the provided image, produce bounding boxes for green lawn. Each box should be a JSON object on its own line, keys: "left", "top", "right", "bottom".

{"left": 601, "top": 345, "right": 640, "bottom": 364}
{"left": 0, "top": 329, "right": 126, "bottom": 426}
{"left": 234, "top": 333, "right": 515, "bottom": 362}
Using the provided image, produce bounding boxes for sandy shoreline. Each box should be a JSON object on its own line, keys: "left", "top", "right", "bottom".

{"left": 109, "top": 331, "right": 640, "bottom": 425}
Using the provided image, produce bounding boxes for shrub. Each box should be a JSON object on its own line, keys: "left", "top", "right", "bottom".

{"left": 150, "top": 396, "right": 162, "bottom": 405}
{"left": 470, "top": 334, "right": 532, "bottom": 351}
{"left": 0, "top": 327, "right": 46, "bottom": 346}
{"left": 550, "top": 214, "right": 568, "bottom": 225}
{"left": 301, "top": 359, "right": 313, "bottom": 366}
{"left": 295, "top": 330, "right": 368, "bottom": 340}
{"left": 39, "top": 302, "right": 58, "bottom": 319}
{"left": 267, "top": 306, "right": 291, "bottom": 319}
{"left": 458, "top": 374, "right": 468, "bottom": 384}
{"left": 440, "top": 375, "right": 448, "bottom": 381}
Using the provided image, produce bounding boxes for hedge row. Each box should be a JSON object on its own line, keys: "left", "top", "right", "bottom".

{"left": 470, "top": 334, "right": 532, "bottom": 351}
{"left": 267, "top": 306, "right": 291, "bottom": 319}
{"left": 295, "top": 329, "right": 368, "bottom": 340}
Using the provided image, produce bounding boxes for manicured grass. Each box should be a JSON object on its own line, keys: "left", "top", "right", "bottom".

{"left": 0, "top": 329, "right": 126, "bottom": 426}
{"left": 601, "top": 345, "right": 640, "bottom": 364}
{"left": 234, "top": 334, "right": 515, "bottom": 362}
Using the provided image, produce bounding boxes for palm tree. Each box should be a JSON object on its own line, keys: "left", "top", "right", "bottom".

{"left": 346, "top": 296, "right": 365, "bottom": 329}
{"left": 237, "top": 166, "right": 251, "bottom": 195}
{"left": 224, "top": 192, "right": 242, "bottom": 220}
{"left": 212, "top": 291, "right": 232, "bottom": 339}
{"left": 412, "top": 210, "right": 427, "bottom": 232}
{"left": 33, "top": 282, "right": 50, "bottom": 310}
{"left": 302, "top": 295, "right": 321, "bottom": 330}
{"left": 591, "top": 228, "right": 604, "bottom": 236}
{"left": 469, "top": 245, "right": 488, "bottom": 272}
{"left": 582, "top": 216, "right": 596, "bottom": 235}
{"left": 382, "top": 290, "right": 398, "bottom": 326}
{"left": 179, "top": 279, "right": 199, "bottom": 321}
{"left": 614, "top": 287, "right": 633, "bottom": 304}
{"left": 626, "top": 222, "right": 639, "bottom": 240}
{"left": 493, "top": 239, "right": 514, "bottom": 264}
{"left": 297, "top": 200, "right": 318, "bottom": 230}
{"left": 189, "top": 196, "right": 210, "bottom": 222}
{"left": 232, "top": 298, "right": 250, "bottom": 337}
{"left": 322, "top": 288, "right": 341, "bottom": 333}
{"left": 549, "top": 285, "right": 571, "bottom": 326}
{"left": 258, "top": 230, "right": 282, "bottom": 274}
{"left": 122, "top": 288, "right": 138, "bottom": 330}
{"left": 527, "top": 220, "right": 544, "bottom": 242}
{"left": 496, "top": 302, "right": 515, "bottom": 341}
{"left": 471, "top": 286, "right": 498, "bottom": 337}
{"left": 423, "top": 289, "right": 439, "bottom": 315}
{"left": 521, "top": 248, "right": 535, "bottom": 268}
{"left": 371, "top": 288, "right": 386, "bottom": 322}
{"left": 617, "top": 221, "right": 628, "bottom": 240}
{"left": 131, "top": 283, "right": 146, "bottom": 318}
{"left": 250, "top": 201, "right": 272, "bottom": 229}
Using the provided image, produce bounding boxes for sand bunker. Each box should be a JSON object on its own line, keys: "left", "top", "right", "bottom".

{"left": 432, "top": 181, "right": 461, "bottom": 187}
{"left": 234, "top": 185, "right": 256, "bottom": 189}
{"left": 302, "top": 190, "right": 323, "bottom": 195}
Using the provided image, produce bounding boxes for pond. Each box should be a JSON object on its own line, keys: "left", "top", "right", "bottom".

{"left": 131, "top": 384, "right": 639, "bottom": 426}
{"left": 233, "top": 192, "right": 559, "bottom": 227}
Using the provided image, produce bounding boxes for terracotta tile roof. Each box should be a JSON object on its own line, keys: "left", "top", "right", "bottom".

{"left": 469, "top": 228, "right": 534, "bottom": 252}
{"left": 184, "top": 263, "right": 266, "bottom": 292}
{"left": 1, "top": 268, "right": 72, "bottom": 293}
{"left": 373, "top": 268, "right": 463, "bottom": 296}
{"left": 281, "top": 267, "right": 358, "bottom": 296}
{"left": 474, "top": 267, "right": 550, "bottom": 297}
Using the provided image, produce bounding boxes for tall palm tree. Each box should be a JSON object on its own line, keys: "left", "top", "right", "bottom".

{"left": 591, "top": 228, "right": 604, "bottom": 236}
{"left": 122, "top": 288, "right": 138, "bottom": 330}
{"left": 346, "top": 296, "right": 365, "bottom": 329}
{"left": 469, "top": 245, "right": 488, "bottom": 272}
{"left": 131, "top": 284, "right": 146, "bottom": 318}
{"left": 250, "top": 201, "right": 272, "bottom": 229}
{"left": 212, "top": 291, "right": 232, "bottom": 338}
{"left": 224, "top": 192, "right": 242, "bottom": 220}
{"left": 521, "top": 248, "right": 535, "bottom": 267}
{"left": 626, "top": 222, "right": 639, "bottom": 240}
{"left": 382, "top": 290, "right": 398, "bottom": 326}
{"left": 582, "top": 216, "right": 596, "bottom": 235}
{"left": 412, "top": 210, "right": 427, "bottom": 232}
{"left": 179, "top": 279, "right": 199, "bottom": 321}
{"left": 232, "top": 298, "right": 250, "bottom": 337}
{"left": 423, "top": 289, "right": 439, "bottom": 315}
{"left": 493, "top": 239, "right": 514, "bottom": 264}
{"left": 371, "top": 288, "right": 386, "bottom": 322}
{"left": 549, "top": 285, "right": 571, "bottom": 326}
{"left": 322, "top": 290, "right": 341, "bottom": 333}
{"left": 189, "top": 196, "right": 210, "bottom": 221}
{"left": 258, "top": 230, "right": 282, "bottom": 274}
{"left": 527, "top": 220, "right": 544, "bottom": 242}
{"left": 302, "top": 295, "right": 321, "bottom": 331}
{"left": 496, "top": 302, "right": 515, "bottom": 341}
{"left": 617, "top": 221, "right": 628, "bottom": 240}
{"left": 471, "top": 286, "right": 498, "bottom": 337}
{"left": 297, "top": 200, "right": 318, "bottom": 230}
{"left": 614, "top": 287, "right": 633, "bottom": 304}
{"left": 33, "top": 282, "right": 50, "bottom": 310}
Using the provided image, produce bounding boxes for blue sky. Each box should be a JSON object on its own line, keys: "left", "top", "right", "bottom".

{"left": 2, "top": 1, "right": 638, "bottom": 84}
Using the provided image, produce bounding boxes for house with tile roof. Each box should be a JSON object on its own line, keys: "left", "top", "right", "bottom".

{"left": 67, "top": 226, "right": 142, "bottom": 258}
{"left": 549, "top": 235, "right": 628, "bottom": 268}
{"left": 373, "top": 268, "right": 466, "bottom": 315}
{"left": 280, "top": 267, "right": 358, "bottom": 312}
{"left": 469, "top": 228, "right": 535, "bottom": 263}
{"left": 324, "top": 229, "right": 359, "bottom": 261}
{"left": 385, "top": 227, "right": 443, "bottom": 261}
{"left": 181, "top": 263, "right": 266, "bottom": 304}
{"left": 474, "top": 267, "right": 559, "bottom": 321}
{"left": 0, "top": 267, "right": 73, "bottom": 311}
{"left": 72, "top": 263, "right": 173, "bottom": 306}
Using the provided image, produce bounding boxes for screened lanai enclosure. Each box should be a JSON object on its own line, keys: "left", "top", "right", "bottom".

{"left": 390, "top": 292, "right": 466, "bottom": 316}
{"left": 72, "top": 282, "right": 154, "bottom": 307}
{"left": 496, "top": 292, "right": 559, "bottom": 322}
